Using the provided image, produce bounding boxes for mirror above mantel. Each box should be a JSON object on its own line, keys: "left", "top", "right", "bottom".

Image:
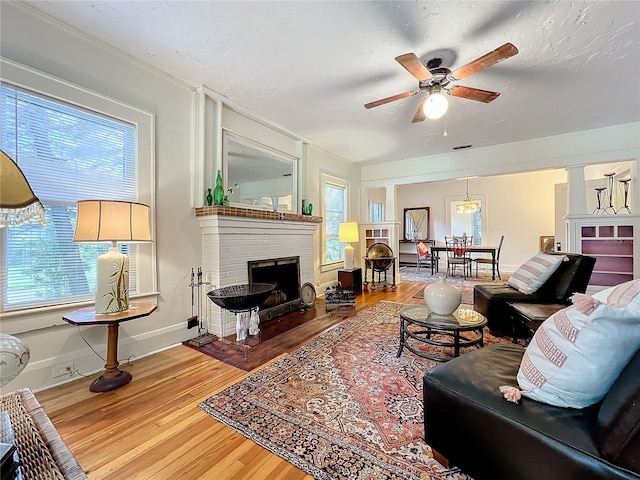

{"left": 403, "top": 207, "right": 430, "bottom": 242}
{"left": 223, "top": 131, "right": 298, "bottom": 212}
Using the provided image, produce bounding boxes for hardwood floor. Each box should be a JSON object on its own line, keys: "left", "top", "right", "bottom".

{"left": 36, "top": 281, "right": 428, "bottom": 480}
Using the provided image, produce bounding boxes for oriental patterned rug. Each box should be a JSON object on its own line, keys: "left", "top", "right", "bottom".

{"left": 200, "top": 301, "right": 513, "bottom": 480}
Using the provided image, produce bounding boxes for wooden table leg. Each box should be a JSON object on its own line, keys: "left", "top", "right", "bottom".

{"left": 90, "top": 322, "right": 132, "bottom": 393}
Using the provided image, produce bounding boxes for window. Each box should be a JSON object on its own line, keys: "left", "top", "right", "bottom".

{"left": 448, "top": 197, "right": 485, "bottom": 245}
{"left": 369, "top": 201, "right": 384, "bottom": 223}
{"left": 0, "top": 60, "right": 155, "bottom": 313}
{"left": 321, "top": 173, "right": 348, "bottom": 265}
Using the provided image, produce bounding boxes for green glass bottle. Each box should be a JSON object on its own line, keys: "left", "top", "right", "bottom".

{"left": 206, "top": 188, "right": 213, "bottom": 206}
{"left": 213, "top": 170, "right": 224, "bottom": 205}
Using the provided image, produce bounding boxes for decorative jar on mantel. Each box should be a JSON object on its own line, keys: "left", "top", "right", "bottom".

{"left": 423, "top": 276, "right": 462, "bottom": 316}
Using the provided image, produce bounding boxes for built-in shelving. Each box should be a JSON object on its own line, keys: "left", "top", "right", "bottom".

{"left": 578, "top": 222, "right": 634, "bottom": 287}
{"left": 364, "top": 227, "right": 390, "bottom": 250}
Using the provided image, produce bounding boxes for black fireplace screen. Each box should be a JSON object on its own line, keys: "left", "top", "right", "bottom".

{"left": 248, "top": 256, "right": 301, "bottom": 320}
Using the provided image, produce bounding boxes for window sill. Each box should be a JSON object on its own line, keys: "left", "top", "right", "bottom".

{"left": 320, "top": 261, "right": 343, "bottom": 273}
{"left": 0, "top": 292, "right": 160, "bottom": 334}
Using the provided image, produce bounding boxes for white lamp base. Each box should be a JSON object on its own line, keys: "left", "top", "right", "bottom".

{"left": 343, "top": 243, "right": 355, "bottom": 270}
{"left": 96, "top": 246, "right": 129, "bottom": 314}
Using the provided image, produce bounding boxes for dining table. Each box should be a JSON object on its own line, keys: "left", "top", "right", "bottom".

{"left": 430, "top": 244, "right": 499, "bottom": 280}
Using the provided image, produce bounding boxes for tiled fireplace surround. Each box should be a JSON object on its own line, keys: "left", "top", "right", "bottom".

{"left": 196, "top": 206, "right": 321, "bottom": 337}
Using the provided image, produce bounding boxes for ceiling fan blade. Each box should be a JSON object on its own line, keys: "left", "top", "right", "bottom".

{"left": 364, "top": 90, "right": 419, "bottom": 109}
{"left": 452, "top": 43, "right": 519, "bottom": 80}
{"left": 395, "top": 53, "right": 433, "bottom": 81}
{"left": 449, "top": 85, "right": 500, "bottom": 103}
{"left": 412, "top": 98, "right": 427, "bottom": 123}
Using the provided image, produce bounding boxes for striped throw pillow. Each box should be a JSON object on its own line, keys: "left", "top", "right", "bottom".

{"left": 517, "top": 280, "right": 640, "bottom": 408}
{"left": 508, "top": 253, "right": 565, "bottom": 294}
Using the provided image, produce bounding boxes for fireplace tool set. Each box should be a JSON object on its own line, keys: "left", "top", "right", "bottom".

{"left": 187, "top": 267, "right": 218, "bottom": 347}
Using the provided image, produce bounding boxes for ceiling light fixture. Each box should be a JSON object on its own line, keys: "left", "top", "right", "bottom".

{"left": 456, "top": 179, "right": 481, "bottom": 213}
{"left": 423, "top": 87, "right": 449, "bottom": 120}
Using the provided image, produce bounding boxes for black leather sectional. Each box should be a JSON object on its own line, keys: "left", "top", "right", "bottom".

{"left": 423, "top": 343, "right": 640, "bottom": 480}
{"left": 473, "top": 252, "right": 596, "bottom": 336}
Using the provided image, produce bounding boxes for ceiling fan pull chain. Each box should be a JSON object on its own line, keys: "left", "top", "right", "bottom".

{"left": 443, "top": 114, "right": 448, "bottom": 137}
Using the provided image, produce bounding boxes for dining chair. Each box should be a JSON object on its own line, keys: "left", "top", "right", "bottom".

{"left": 473, "top": 235, "right": 504, "bottom": 279}
{"left": 445, "top": 236, "right": 473, "bottom": 278}
{"left": 415, "top": 241, "right": 436, "bottom": 274}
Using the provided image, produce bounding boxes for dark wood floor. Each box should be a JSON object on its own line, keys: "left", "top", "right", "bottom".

{"left": 184, "top": 282, "right": 426, "bottom": 370}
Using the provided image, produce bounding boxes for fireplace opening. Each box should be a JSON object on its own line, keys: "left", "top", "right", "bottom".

{"left": 248, "top": 256, "right": 301, "bottom": 321}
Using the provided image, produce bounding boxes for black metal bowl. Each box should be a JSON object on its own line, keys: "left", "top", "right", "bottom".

{"left": 207, "top": 283, "right": 275, "bottom": 313}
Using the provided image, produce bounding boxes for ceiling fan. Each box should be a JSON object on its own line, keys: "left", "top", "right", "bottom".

{"left": 364, "top": 43, "right": 519, "bottom": 122}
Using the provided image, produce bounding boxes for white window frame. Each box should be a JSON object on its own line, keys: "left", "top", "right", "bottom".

{"left": 445, "top": 194, "right": 487, "bottom": 245}
{"left": 320, "top": 172, "right": 349, "bottom": 271}
{"left": 0, "top": 58, "right": 157, "bottom": 319}
{"left": 369, "top": 201, "right": 384, "bottom": 223}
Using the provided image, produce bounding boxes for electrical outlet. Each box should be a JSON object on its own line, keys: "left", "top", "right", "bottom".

{"left": 52, "top": 362, "right": 74, "bottom": 378}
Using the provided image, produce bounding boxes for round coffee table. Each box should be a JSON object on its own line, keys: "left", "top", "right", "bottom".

{"left": 397, "top": 304, "right": 487, "bottom": 361}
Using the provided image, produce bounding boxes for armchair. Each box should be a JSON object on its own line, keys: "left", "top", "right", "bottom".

{"left": 474, "top": 252, "right": 596, "bottom": 336}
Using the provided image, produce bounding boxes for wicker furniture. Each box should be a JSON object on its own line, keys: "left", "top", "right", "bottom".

{"left": 0, "top": 388, "right": 86, "bottom": 479}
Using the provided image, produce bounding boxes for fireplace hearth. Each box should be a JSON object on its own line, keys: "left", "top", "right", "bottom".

{"left": 248, "top": 256, "right": 301, "bottom": 321}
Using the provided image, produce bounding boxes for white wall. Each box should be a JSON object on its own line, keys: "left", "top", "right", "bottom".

{"left": 0, "top": 3, "right": 362, "bottom": 391}
{"left": 396, "top": 170, "right": 567, "bottom": 272}
{"left": 307, "top": 146, "right": 361, "bottom": 288}
{"left": 361, "top": 123, "right": 639, "bottom": 187}
{"left": 1, "top": 4, "right": 201, "bottom": 391}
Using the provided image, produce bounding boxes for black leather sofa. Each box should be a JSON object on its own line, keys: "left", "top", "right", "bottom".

{"left": 474, "top": 252, "right": 596, "bottom": 336}
{"left": 423, "top": 343, "right": 640, "bottom": 480}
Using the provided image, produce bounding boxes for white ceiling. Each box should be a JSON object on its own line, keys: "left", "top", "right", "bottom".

{"left": 23, "top": 1, "right": 640, "bottom": 165}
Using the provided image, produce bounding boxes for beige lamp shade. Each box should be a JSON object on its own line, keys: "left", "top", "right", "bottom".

{"left": 73, "top": 200, "right": 151, "bottom": 313}
{"left": 0, "top": 149, "right": 46, "bottom": 228}
{"left": 338, "top": 222, "right": 359, "bottom": 243}
{"left": 73, "top": 200, "right": 152, "bottom": 243}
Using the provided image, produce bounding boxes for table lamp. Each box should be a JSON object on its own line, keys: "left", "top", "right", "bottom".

{"left": 73, "top": 200, "right": 152, "bottom": 314}
{"left": 339, "top": 222, "right": 359, "bottom": 270}
{"left": 0, "top": 149, "right": 46, "bottom": 228}
{"left": 0, "top": 149, "right": 46, "bottom": 386}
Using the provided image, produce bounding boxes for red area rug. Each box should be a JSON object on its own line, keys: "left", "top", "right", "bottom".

{"left": 200, "top": 301, "right": 513, "bottom": 480}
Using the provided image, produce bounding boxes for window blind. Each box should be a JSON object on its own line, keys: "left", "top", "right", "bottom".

{"left": 1, "top": 83, "right": 138, "bottom": 310}
{"left": 325, "top": 182, "right": 347, "bottom": 262}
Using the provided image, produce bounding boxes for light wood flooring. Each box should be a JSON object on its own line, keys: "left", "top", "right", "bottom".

{"left": 36, "top": 281, "right": 428, "bottom": 480}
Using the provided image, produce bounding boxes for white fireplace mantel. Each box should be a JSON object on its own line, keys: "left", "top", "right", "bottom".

{"left": 196, "top": 207, "right": 320, "bottom": 336}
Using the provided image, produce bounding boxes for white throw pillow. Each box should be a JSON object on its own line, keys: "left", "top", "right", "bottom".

{"left": 516, "top": 279, "right": 640, "bottom": 408}
{"left": 507, "top": 253, "right": 565, "bottom": 295}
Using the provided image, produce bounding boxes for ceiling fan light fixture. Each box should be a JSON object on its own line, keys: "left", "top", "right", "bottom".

{"left": 423, "top": 92, "right": 448, "bottom": 119}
